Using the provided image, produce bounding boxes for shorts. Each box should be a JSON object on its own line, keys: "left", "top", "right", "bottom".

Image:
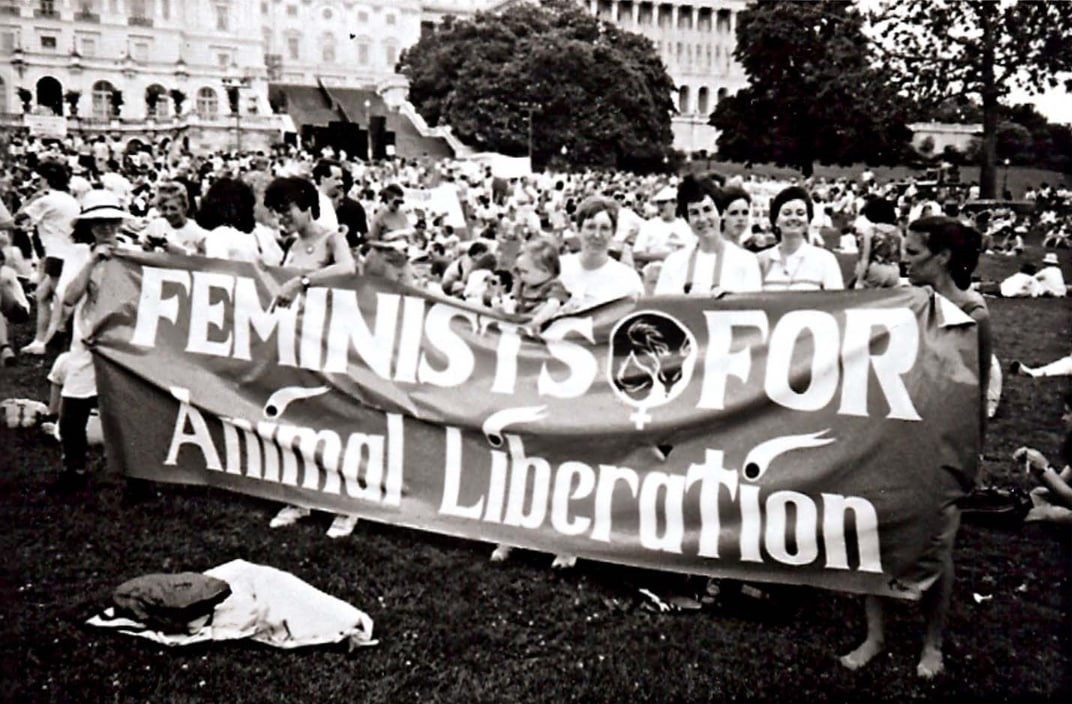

{"left": 43, "top": 256, "right": 65, "bottom": 279}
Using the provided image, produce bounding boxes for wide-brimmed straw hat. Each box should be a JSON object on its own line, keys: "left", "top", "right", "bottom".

{"left": 1042, "top": 252, "right": 1058, "bottom": 266}
{"left": 74, "top": 190, "right": 133, "bottom": 221}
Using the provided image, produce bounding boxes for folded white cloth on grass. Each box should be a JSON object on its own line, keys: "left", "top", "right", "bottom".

{"left": 87, "top": 559, "right": 377, "bottom": 650}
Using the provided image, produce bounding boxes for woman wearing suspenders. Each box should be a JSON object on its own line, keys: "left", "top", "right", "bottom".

{"left": 653, "top": 175, "right": 762, "bottom": 296}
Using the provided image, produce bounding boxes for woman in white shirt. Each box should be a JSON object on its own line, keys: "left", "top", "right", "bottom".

{"left": 141, "top": 181, "right": 207, "bottom": 255}
{"left": 758, "top": 186, "right": 844, "bottom": 292}
{"left": 654, "top": 175, "right": 761, "bottom": 296}
{"left": 197, "top": 178, "right": 282, "bottom": 266}
{"left": 560, "top": 195, "right": 644, "bottom": 312}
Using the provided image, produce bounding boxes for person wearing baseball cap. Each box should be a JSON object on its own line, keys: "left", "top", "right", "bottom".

{"left": 631, "top": 184, "right": 695, "bottom": 264}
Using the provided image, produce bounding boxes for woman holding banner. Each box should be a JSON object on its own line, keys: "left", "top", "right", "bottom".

{"left": 841, "top": 216, "right": 990, "bottom": 679}
{"left": 757, "top": 186, "right": 844, "bottom": 291}
{"left": 559, "top": 196, "right": 643, "bottom": 312}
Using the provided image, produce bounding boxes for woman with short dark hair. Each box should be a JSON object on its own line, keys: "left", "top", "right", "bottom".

{"left": 758, "top": 186, "right": 844, "bottom": 291}
{"left": 841, "top": 215, "right": 990, "bottom": 679}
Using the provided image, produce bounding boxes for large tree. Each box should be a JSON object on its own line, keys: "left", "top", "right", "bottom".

{"left": 870, "top": 0, "right": 1072, "bottom": 197}
{"left": 710, "top": 0, "right": 913, "bottom": 176}
{"left": 398, "top": 0, "right": 675, "bottom": 171}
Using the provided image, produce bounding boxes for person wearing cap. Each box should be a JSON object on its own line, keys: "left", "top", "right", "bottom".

{"left": 758, "top": 186, "right": 844, "bottom": 291}
{"left": 49, "top": 191, "right": 133, "bottom": 494}
{"left": 631, "top": 185, "right": 695, "bottom": 264}
{"left": 654, "top": 175, "right": 761, "bottom": 296}
{"left": 15, "top": 160, "right": 81, "bottom": 356}
{"left": 1035, "top": 252, "right": 1067, "bottom": 297}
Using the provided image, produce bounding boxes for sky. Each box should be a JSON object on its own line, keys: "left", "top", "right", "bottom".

{"left": 1008, "top": 82, "right": 1072, "bottom": 125}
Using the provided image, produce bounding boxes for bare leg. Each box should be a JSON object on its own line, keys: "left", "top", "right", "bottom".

{"left": 917, "top": 550, "right": 954, "bottom": 678}
{"left": 840, "top": 595, "right": 886, "bottom": 670}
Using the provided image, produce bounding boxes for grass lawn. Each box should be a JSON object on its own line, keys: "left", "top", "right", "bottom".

{"left": 1, "top": 243, "right": 1069, "bottom": 703}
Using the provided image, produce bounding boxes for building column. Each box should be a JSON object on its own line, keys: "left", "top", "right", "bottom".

{"left": 670, "top": 4, "right": 678, "bottom": 30}
{"left": 632, "top": 1, "right": 639, "bottom": 25}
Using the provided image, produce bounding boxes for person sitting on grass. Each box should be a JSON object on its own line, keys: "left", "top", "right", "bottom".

{"left": 1013, "top": 393, "right": 1072, "bottom": 525}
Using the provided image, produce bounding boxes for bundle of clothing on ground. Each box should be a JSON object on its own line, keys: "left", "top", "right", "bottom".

{"left": 87, "top": 559, "right": 376, "bottom": 651}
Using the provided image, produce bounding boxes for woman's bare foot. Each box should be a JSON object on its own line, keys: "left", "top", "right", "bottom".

{"left": 839, "top": 639, "right": 885, "bottom": 670}
{"left": 916, "top": 646, "right": 944, "bottom": 678}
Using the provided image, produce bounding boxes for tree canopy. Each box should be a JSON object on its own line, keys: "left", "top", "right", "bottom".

{"left": 398, "top": 0, "right": 676, "bottom": 171}
{"left": 870, "top": 0, "right": 1072, "bottom": 196}
{"left": 710, "top": 0, "right": 913, "bottom": 176}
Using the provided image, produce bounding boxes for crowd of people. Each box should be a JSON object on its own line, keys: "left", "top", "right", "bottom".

{"left": 1, "top": 132, "right": 1069, "bottom": 680}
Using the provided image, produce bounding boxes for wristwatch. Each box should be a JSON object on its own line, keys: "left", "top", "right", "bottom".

{"left": 300, "top": 275, "right": 311, "bottom": 290}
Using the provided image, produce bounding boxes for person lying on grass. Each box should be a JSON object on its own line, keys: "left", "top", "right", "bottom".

{"left": 1014, "top": 392, "right": 1072, "bottom": 525}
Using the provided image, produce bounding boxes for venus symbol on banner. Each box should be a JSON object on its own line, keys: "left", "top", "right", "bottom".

{"left": 608, "top": 311, "right": 699, "bottom": 430}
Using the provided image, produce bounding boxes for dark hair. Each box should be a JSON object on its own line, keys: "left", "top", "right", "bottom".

{"left": 718, "top": 185, "right": 751, "bottom": 210}
{"left": 381, "top": 184, "right": 404, "bottom": 201}
{"left": 264, "top": 176, "right": 320, "bottom": 219}
{"left": 312, "top": 159, "right": 342, "bottom": 185}
{"left": 676, "top": 174, "right": 722, "bottom": 220}
{"left": 493, "top": 269, "right": 514, "bottom": 291}
{"left": 36, "top": 161, "right": 70, "bottom": 191}
{"left": 574, "top": 195, "right": 618, "bottom": 230}
{"left": 908, "top": 216, "right": 982, "bottom": 290}
{"left": 860, "top": 197, "right": 898, "bottom": 226}
{"left": 769, "top": 186, "right": 813, "bottom": 236}
{"left": 196, "top": 178, "right": 256, "bottom": 234}
{"left": 467, "top": 241, "right": 490, "bottom": 258}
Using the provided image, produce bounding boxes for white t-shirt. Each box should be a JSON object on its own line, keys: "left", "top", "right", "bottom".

{"left": 143, "top": 217, "right": 208, "bottom": 254}
{"left": 758, "top": 242, "right": 845, "bottom": 291}
{"left": 633, "top": 217, "right": 695, "bottom": 257}
{"left": 23, "top": 190, "right": 80, "bottom": 259}
{"left": 203, "top": 225, "right": 279, "bottom": 265}
{"left": 316, "top": 191, "right": 339, "bottom": 231}
{"left": 654, "top": 241, "right": 762, "bottom": 295}
{"left": 560, "top": 254, "right": 644, "bottom": 310}
{"left": 1034, "top": 267, "right": 1066, "bottom": 297}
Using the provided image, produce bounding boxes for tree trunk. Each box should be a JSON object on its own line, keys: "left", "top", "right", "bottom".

{"left": 978, "top": 3, "right": 998, "bottom": 199}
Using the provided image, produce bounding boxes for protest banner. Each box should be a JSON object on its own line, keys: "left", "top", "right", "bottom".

{"left": 89, "top": 252, "right": 981, "bottom": 599}
{"left": 24, "top": 114, "right": 68, "bottom": 138}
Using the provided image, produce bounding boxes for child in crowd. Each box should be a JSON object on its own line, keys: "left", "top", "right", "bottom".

{"left": 511, "top": 238, "right": 570, "bottom": 337}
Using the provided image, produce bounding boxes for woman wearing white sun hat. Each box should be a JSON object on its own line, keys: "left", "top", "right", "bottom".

{"left": 50, "top": 190, "right": 134, "bottom": 494}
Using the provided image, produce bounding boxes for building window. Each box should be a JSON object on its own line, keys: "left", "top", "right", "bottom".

{"left": 1, "top": 30, "right": 17, "bottom": 54}
{"left": 323, "top": 8, "right": 332, "bottom": 20}
{"left": 196, "top": 87, "right": 218, "bottom": 118}
{"left": 386, "top": 13, "right": 395, "bottom": 25}
{"left": 132, "top": 40, "right": 149, "bottom": 62}
{"left": 262, "top": 27, "right": 272, "bottom": 49}
{"left": 358, "top": 10, "right": 368, "bottom": 22}
{"left": 261, "top": 2, "right": 268, "bottom": 13}
{"left": 286, "top": 4, "right": 297, "bottom": 16}
{"left": 38, "top": 0, "right": 57, "bottom": 16}
{"left": 287, "top": 35, "right": 299, "bottom": 60}
{"left": 215, "top": 2, "right": 230, "bottom": 31}
{"left": 217, "top": 51, "right": 231, "bottom": 67}
{"left": 162, "top": 0, "right": 170, "bottom": 20}
{"left": 322, "top": 33, "right": 336, "bottom": 63}
{"left": 356, "top": 40, "right": 368, "bottom": 65}
{"left": 678, "top": 86, "right": 689, "bottom": 114}
{"left": 80, "top": 35, "right": 96, "bottom": 57}
{"left": 385, "top": 43, "right": 396, "bottom": 67}
{"left": 697, "top": 87, "right": 709, "bottom": 114}
{"left": 128, "top": 0, "right": 150, "bottom": 20}
{"left": 40, "top": 35, "right": 56, "bottom": 50}
{"left": 92, "top": 80, "right": 114, "bottom": 119}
